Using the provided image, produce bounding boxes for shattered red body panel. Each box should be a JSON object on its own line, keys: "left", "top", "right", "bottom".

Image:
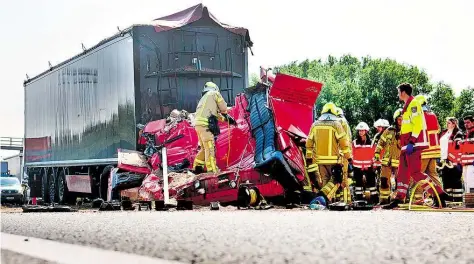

{"left": 119, "top": 73, "right": 323, "bottom": 205}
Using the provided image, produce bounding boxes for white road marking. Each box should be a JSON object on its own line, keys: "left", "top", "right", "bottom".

{"left": 1, "top": 232, "right": 182, "bottom": 264}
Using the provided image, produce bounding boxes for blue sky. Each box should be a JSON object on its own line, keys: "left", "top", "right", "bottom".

{"left": 1, "top": 0, "right": 473, "bottom": 158}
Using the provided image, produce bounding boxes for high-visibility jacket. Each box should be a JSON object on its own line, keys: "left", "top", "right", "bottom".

{"left": 421, "top": 111, "right": 441, "bottom": 159}
{"left": 195, "top": 90, "right": 228, "bottom": 127}
{"left": 374, "top": 126, "right": 401, "bottom": 167}
{"left": 352, "top": 138, "right": 375, "bottom": 169}
{"left": 372, "top": 131, "right": 385, "bottom": 166}
{"left": 400, "top": 96, "right": 429, "bottom": 152}
{"left": 460, "top": 129, "right": 474, "bottom": 165}
{"left": 372, "top": 129, "right": 386, "bottom": 147}
{"left": 306, "top": 119, "right": 352, "bottom": 165}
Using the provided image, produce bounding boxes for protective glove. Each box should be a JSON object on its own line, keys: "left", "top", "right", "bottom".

{"left": 347, "top": 158, "right": 354, "bottom": 173}
{"left": 373, "top": 153, "right": 381, "bottom": 169}
{"left": 406, "top": 143, "right": 414, "bottom": 155}
{"left": 222, "top": 113, "right": 237, "bottom": 126}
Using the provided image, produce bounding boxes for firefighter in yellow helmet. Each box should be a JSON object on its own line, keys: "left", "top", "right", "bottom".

{"left": 374, "top": 109, "right": 402, "bottom": 204}
{"left": 306, "top": 102, "right": 353, "bottom": 205}
{"left": 193, "top": 82, "right": 236, "bottom": 173}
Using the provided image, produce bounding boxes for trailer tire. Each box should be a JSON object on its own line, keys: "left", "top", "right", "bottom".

{"left": 41, "top": 168, "right": 50, "bottom": 204}
{"left": 48, "top": 169, "right": 57, "bottom": 204}
{"left": 100, "top": 165, "right": 114, "bottom": 200}
{"left": 56, "top": 169, "right": 73, "bottom": 204}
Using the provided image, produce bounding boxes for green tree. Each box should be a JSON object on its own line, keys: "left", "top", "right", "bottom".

{"left": 277, "top": 55, "right": 433, "bottom": 135}
{"left": 453, "top": 87, "right": 474, "bottom": 129}
{"left": 249, "top": 73, "right": 260, "bottom": 87}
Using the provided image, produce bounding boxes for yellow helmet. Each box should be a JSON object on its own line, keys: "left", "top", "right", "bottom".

{"left": 335, "top": 107, "right": 344, "bottom": 117}
{"left": 415, "top": 94, "right": 427, "bottom": 105}
{"left": 321, "top": 102, "right": 338, "bottom": 116}
{"left": 203, "top": 81, "right": 219, "bottom": 93}
{"left": 393, "top": 108, "right": 403, "bottom": 120}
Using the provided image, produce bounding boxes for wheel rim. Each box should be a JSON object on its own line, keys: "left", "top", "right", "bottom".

{"left": 58, "top": 174, "right": 65, "bottom": 202}
{"left": 49, "top": 174, "right": 55, "bottom": 203}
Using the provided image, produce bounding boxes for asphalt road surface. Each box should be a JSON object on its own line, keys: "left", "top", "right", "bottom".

{"left": 2, "top": 209, "right": 474, "bottom": 264}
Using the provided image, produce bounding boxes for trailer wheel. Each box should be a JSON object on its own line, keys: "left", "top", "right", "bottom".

{"left": 48, "top": 169, "right": 57, "bottom": 204}
{"left": 56, "top": 170, "right": 69, "bottom": 204}
{"left": 100, "top": 165, "right": 114, "bottom": 200}
{"left": 41, "top": 168, "right": 50, "bottom": 204}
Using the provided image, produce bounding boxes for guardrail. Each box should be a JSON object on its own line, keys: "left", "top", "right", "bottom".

{"left": 0, "top": 137, "right": 24, "bottom": 151}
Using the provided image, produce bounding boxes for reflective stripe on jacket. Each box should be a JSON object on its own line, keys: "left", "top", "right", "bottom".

{"left": 421, "top": 111, "right": 441, "bottom": 159}
{"left": 375, "top": 127, "right": 401, "bottom": 167}
{"left": 306, "top": 119, "right": 352, "bottom": 165}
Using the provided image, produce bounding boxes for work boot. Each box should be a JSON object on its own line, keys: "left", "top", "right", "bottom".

{"left": 433, "top": 193, "right": 448, "bottom": 208}
{"left": 192, "top": 166, "right": 204, "bottom": 175}
{"left": 382, "top": 199, "right": 402, "bottom": 209}
{"left": 379, "top": 198, "right": 390, "bottom": 205}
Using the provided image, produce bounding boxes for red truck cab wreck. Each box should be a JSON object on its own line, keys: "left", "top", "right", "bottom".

{"left": 115, "top": 72, "right": 323, "bottom": 208}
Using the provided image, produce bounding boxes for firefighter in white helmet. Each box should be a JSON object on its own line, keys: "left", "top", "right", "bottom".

{"left": 374, "top": 109, "right": 403, "bottom": 204}
{"left": 352, "top": 122, "right": 378, "bottom": 203}
{"left": 192, "top": 82, "right": 236, "bottom": 173}
{"left": 306, "top": 102, "right": 353, "bottom": 205}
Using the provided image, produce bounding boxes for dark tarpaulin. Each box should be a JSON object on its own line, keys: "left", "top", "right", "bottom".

{"left": 151, "top": 4, "right": 253, "bottom": 47}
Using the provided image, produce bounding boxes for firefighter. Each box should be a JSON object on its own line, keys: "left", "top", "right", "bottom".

{"left": 439, "top": 117, "right": 464, "bottom": 202}
{"left": 373, "top": 119, "right": 390, "bottom": 146}
{"left": 335, "top": 107, "right": 352, "bottom": 202}
{"left": 409, "top": 95, "right": 443, "bottom": 203}
{"left": 336, "top": 107, "right": 352, "bottom": 145}
{"left": 383, "top": 83, "right": 447, "bottom": 209}
{"left": 192, "top": 82, "right": 236, "bottom": 173}
{"left": 374, "top": 109, "right": 402, "bottom": 204}
{"left": 306, "top": 102, "right": 353, "bottom": 205}
{"left": 352, "top": 122, "right": 378, "bottom": 203}
{"left": 461, "top": 115, "right": 474, "bottom": 197}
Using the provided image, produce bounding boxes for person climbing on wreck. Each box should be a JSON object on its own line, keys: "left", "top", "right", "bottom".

{"left": 192, "top": 81, "right": 237, "bottom": 174}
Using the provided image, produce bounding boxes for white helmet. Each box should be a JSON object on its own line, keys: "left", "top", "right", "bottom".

{"left": 374, "top": 119, "right": 389, "bottom": 128}
{"left": 355, "top": 122, "right": 370, "bottom": 131}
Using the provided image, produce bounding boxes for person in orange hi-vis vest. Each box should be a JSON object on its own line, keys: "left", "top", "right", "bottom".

{"left": 352, "top": 122, "right": 378, "bottom": 204}
{"left": 411, "top": 94, "right": 444, "bottom": 203}
{"left": 383, "top": 83, "right": 448, "bottom": 209}
{"left": 439, "top": 117, "right": 464, "bottom": 202}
